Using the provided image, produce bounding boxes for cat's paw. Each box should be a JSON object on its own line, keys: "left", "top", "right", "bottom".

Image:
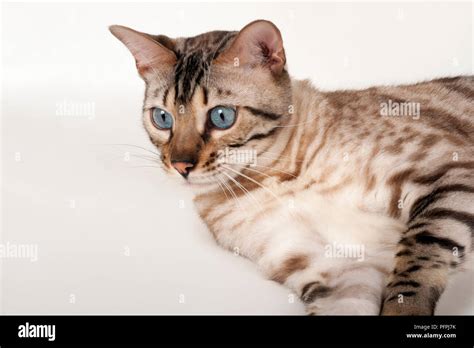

{"left": 381, "top": 298, "right": 433, "bottom": 315}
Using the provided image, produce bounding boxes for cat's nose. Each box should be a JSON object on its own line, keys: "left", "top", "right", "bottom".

{"left": 171, "top": 161, "right": 195, "bottom": 179}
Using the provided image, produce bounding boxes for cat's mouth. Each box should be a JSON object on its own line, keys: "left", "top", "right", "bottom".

{"left": 178, "top": 166, "right": 240, "bottom": 188}
{"left": 165, "top": 157, "right": 246, "bottom": 188}
{"left": 186, "top": 173, "right": 221, "bottom": 186}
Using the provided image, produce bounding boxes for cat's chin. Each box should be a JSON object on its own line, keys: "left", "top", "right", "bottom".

{"left": 180, "top": 174, "right": 221, "bottom": 190}
{"left": 185, "top": 178, "right": 220, "bottom": 194}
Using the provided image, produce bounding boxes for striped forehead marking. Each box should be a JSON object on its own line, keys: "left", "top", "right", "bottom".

{"left": 172, "top": 31, "right": 237, "bottom": 106}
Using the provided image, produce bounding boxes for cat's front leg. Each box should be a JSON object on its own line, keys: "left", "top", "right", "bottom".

{"left": 265, "top": 258, "right": 387, "bottom": 315}
{"left": 301, "top": 264, "right": 387, "bottom": 315}
{"left": 256, "top": 232, "right": 388, "bottom": 315}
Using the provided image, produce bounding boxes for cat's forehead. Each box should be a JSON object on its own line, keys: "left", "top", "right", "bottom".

{"left": 170, "top": 31, "right": 237, "bottom": 105}
{"left": 174, "top": 30, "right": 237, "bottom": 57}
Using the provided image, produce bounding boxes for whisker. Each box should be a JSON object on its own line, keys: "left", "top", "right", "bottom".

{"left": 229, "top": 164, "right": 277, "bottom": 181}
{"left": 129, "top": 153, "right": 161, "bottom": 163}
{"left": 250, "top": 164, "right": 297, "bottom": 178}
{"left": 220, "top": 170, "right": 263, "bottom": 210}
{"left": 221, "top": 165, "right": 282, "bottom": 203}
{"left": 222, "top": 166, "right": 298, "bottom": 219}
{"left": 215, "top": 176, "right": 230, "bottom": 200}
{"left": 106, "top": 143, "right": 161, "bottom": 157}
{"left": 217, "top": 172, "right": 245, "bottom": 212}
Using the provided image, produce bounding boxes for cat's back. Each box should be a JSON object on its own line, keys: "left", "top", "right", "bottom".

{"left": 314, "top": 76, "right": 474, "bottom": 144}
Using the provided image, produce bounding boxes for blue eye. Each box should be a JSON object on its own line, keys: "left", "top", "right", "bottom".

{"left": 209, "top": 106, "right": 236, "bottom": 129}
{"left": 152, "top": 108, "right": 173, "bottom": 129}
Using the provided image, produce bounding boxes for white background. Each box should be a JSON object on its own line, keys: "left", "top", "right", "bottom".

{"left": 1, "top": 1, "right": 473, "bottom": 314}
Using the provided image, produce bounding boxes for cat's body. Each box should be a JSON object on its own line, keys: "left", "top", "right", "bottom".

{"left": 110, "top": 20, "right": 474, "bottom": 315}
{"left": 194, "top": 77, "right": 474, "bottom": 314}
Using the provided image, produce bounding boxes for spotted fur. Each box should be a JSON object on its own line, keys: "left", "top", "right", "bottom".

{"left": 111, "top": 20, "right": 474, "bottom": 315}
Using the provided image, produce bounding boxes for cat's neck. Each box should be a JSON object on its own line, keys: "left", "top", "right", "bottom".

{"left": 253, "top": 79, "right": 327, "bottom": 177}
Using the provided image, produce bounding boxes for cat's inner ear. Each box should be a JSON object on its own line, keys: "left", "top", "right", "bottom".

{"left": 217, "top": 20, "right": 286, "bottom": 74}
{"left": 109, "top": 25, "right": 176, "bottom": 76}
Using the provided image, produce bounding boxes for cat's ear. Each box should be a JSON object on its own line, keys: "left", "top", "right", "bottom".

{"left": 216, "top": 20, "right": 286, "bottom": 74}
{"left": 109, "top": 25, "right": 176, "bottom": 77}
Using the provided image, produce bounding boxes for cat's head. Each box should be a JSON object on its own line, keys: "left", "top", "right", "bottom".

{"left": 110, "top": 20, "right": 292, "bottom": 187}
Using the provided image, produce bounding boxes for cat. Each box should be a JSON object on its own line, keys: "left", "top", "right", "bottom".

{"left": 110, "top": 20, "right": 473, "bottom": 315}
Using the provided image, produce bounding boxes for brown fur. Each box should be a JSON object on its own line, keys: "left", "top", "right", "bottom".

{"left": 111, "top": 20, "right": 474, "bottom": 316}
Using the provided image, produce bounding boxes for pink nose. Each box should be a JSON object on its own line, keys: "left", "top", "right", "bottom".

{"left": 171, "top": 161, "right": 194, "bottom": 178}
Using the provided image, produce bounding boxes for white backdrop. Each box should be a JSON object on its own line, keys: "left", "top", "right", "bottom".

{"left": 1, "top": 1, "right": 473, "bottom": 314}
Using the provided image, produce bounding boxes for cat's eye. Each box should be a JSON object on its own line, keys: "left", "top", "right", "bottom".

{"left": 151, "top": 108, "right": 173, "bottom": 129}
{"left": 209, "top": 106, "right": 236, "bottom": 129}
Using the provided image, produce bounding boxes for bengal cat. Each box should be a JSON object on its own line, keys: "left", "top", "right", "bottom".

{"left": 110, "top": 20, "right": 473, "bottom": 315}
